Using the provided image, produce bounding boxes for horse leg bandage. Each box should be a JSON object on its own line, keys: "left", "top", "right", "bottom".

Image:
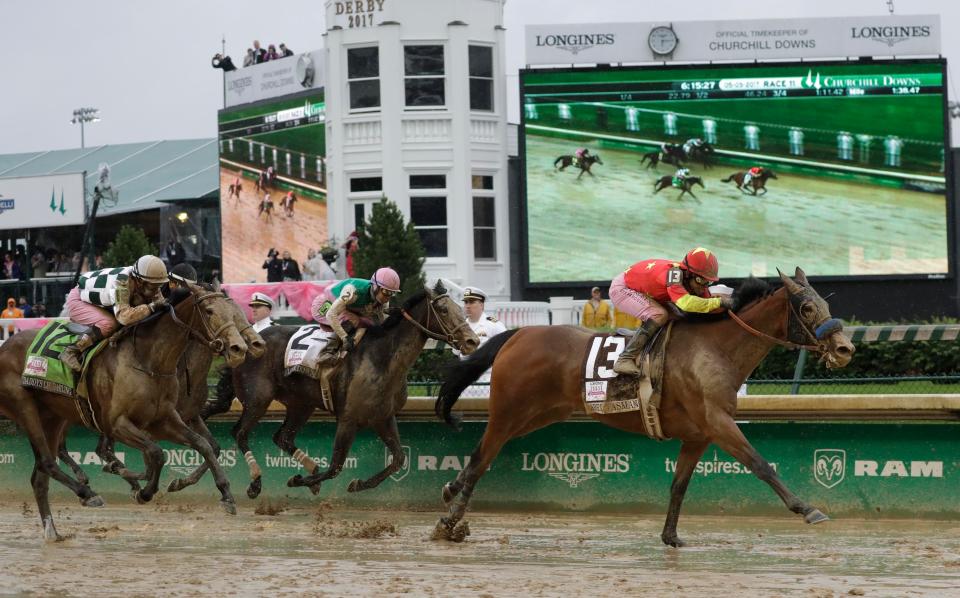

{"left": 293, "top": 448, "right": 319, "bottom": 473}
{"left": 244, "top": 451, "right": 261, "bottom": 479}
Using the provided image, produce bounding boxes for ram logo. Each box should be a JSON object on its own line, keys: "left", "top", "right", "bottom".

{"left": 814, "top": 449, "right": 846, "bottom": 489}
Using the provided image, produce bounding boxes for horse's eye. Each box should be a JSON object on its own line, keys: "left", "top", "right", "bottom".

{"left": 800, "top": 303, "right": 815, "bottom": 319}
{"left": 205, "top": 306, "right": 215, "bottom": 315}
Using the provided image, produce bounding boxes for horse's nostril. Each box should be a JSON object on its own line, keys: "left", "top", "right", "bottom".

{"left": 229, "top": 344, "right": 244, "bottom": 354}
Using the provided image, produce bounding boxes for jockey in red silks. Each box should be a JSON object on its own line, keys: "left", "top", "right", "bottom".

{"left": 743, "top": 166, "right": 763, "bottom": 186}
{"left": 608, "top": 248, "right": 734, "bottom": 377}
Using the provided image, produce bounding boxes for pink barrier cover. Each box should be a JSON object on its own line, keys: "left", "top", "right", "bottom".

{"left": 222, "top": 281, "right": 336, "bottom": 321}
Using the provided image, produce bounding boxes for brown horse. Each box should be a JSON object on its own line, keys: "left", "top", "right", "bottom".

{"left": 0, "top": 283, "right": 251, "bottom": 540}
{"left": 433, "top": 269, "right": 855, "bottom": 546}
{"left": 189, "top": 281, "right": 480, "bottom": 499}
{"left": 654, "top": 175, "right": 704, "bottom": 202}
{"left": 722, "top": 169, "right": 778, "bottom": 195}
{"left": 83, "top": 294, "right": 266, "bottom": 494}
{"left": 553, "top": 153, "right": 603, "bottom": 179}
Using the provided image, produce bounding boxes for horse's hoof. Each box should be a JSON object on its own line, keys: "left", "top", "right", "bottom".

{"left": 133, "top": 490, "right": 151, "bottom": 505}
{"left": 429, "top": 518, "right": 455, "bottom": 541}
{"left": 167, "top": 479, "right": 186, "bottom": 493}
{"left": 220, "top": 500, "right": 237, "bottom": 516}
{"left": 449, "top": 521, "right": 471, "bottom": 543}
{"left": 247, "top": 477, "right": 262, "bottom": 499}
{"left": 661, "top": 534, "right": 686, "bottom": 548}
{"left": 804, "top": 509, "right": 830, "bottom": 525}
{"left": 309, "top": 483, "right": 321, "bottom": 496}
{"left": 287, "top": 474, "right": 303, "bottom": 488}
{"left": 441, "top": 483, "right": 458, "bottom": 505}
{"left": 81, "top": 495, "right": 105, "bottom": 508}
{"left": 347, "top": 479, "right": 363, "bottom": 493}
{"left": 42, "top": 516, "right": 61, "bottom": 543}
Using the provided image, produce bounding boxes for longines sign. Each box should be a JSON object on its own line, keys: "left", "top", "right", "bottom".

{"left": 526, "top": 15, "right": 940, "bottom": 65}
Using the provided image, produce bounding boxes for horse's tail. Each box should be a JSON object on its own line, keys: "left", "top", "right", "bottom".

{"left": 200, "top": 365, "right": 235, "bottom": 420}
{"left": 434, "top": 328, "right": 521, "bottom": 430}
{"left": 721, "top": 174, "right": 736, "bottom": 182}
{"left": 553, "top": 156, "right": 564, "bottom": 168}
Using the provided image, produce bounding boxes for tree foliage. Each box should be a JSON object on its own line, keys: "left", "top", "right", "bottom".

{"left": 352, "top": 197, "right": 427, "bottom": 297}
{"left": 102, "top": 225, "right": 156, "bottom": 267}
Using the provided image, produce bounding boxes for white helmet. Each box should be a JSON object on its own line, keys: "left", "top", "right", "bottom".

{"left": 133, "top": 255, "right": 168, "bottom": 284}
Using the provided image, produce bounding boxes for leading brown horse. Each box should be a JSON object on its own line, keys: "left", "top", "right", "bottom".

{"left": 433, "top": 269, "right": 855, "bottom": 546}
{"left": 722, "top": 168, "right": 778, "bottom": 195}
{"left": 0, "top": 283, "right": 251, "bottom": 540}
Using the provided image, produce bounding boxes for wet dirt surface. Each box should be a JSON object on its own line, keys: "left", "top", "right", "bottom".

{"left": 2, "top": 501, "right": 959, "bottom": 597}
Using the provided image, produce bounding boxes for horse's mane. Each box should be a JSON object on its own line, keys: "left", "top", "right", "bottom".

{"left": 680, "top": 277, "right": 775, "bottom": 324}
{"left": 362, "top": 280, "right": 447, "bottom": 339}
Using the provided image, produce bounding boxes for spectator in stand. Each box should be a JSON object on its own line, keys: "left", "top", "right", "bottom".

{"left": 163, "top": 237, "right": 186, "bottom": 267}
{"left": 211, "top": 53, "right": 237, "bottom": 72}
{"left": 243, "top": 48, "right": 255, "bottom": 68}
{"left": 32, "top": 303, "right": 46, "bottom": 318}
{"left": 280, "top": 43, "right": 294, "bottom": 58}
{"left": 581, "top": 286, "right": 613, "bottom": 330}
{"left": 341, "top": 232, "right": 359, "bottom": 278}
{"left": 265, "top": 44, "right": 280, "bottom": 62}
{"left": 303, "top": 248, "right": 336, "bottom": 281}
{"left": 31, "top": 250, "right": 47, "bottom": 278}
{"left": 281, "top": 250, "right": 302, "bottom": 281}
{"left": 3, "top": 253, "right": 22, "bottom": 280}
{"left": 252, "top": 40, "right": 266, "bottom": 64}
{"left": 18, "top": 296, "right": 32, "bottom": 318}
{"left": 262, "top": 248, "right": 283, "bottom": 282}
{"left": 2, "top": 297, "right": 23, "bottom": 334}
{"left": 94, "top": 254, "right": 104, "bottom": 269}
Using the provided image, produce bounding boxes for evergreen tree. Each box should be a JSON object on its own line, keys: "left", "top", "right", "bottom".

{"left": 352, "top": 197, "right": 427, "bottom": 297}
{"left": 102, "top": 225, "right": 157, "bottom": 267}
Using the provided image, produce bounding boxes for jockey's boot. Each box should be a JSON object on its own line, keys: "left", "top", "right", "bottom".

{"left": 314, "top": 335, "right": 343, "bottom": 369}
{"left": 613, "top": 319, "right": 662, "bottom": 377}
{"left": 60, "top": 328, "right": 102, "bottom": 372}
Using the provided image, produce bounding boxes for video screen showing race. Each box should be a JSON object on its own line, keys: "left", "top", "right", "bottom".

{"left": 218, "top": 93, "right": 327, "bottom": 283}
{"left": 521, "top": 60, "right": 949, "bottom": 284}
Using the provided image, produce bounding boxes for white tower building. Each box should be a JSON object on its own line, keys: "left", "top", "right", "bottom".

{"left": 324, "top": 0, "right": 510, "bottom": 299}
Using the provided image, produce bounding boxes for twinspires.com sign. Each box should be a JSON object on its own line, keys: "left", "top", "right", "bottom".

{"left": 526, "top": 15, "right": 940, "bottom": 65}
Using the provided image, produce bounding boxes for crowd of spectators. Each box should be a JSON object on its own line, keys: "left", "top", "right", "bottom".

{"left": 262, "top": 245, "right": 341, "bottom": 283}
{"left": 244, "top": 40, "right": 295, "bottom": 66}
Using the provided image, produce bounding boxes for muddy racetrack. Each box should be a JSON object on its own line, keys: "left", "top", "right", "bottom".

{"left": 2, "top": 501, "right": 958, "bottom": 596}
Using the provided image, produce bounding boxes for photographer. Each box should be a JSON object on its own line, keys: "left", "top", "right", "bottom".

{"left": 211, "top": 53, "right": 237, "bottom": 72}
{"left": 262, "top": 248, "right": 283, "bottom": 282}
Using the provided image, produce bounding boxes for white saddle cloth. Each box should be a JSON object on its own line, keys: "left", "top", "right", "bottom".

{"left": 284, "top": 325, "right": 334, "bottom": 370}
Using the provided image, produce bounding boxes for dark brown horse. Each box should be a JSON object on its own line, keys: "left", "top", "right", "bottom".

{"left": 640, "top": 145, "right": 684, "bottom": 169}
{"left": 553, "top": 153, "right": 603, "bottom": 179}
{"left": 191, "top": 282, "right": 480, "bottom": 499}
{"left": 0, "top": 283, "right": 251, "bottom": 540}
{"left": 654, "top": 175, "right": 704, "bottom": 201}
{"left": 433, "top": 269, "right": 855, "bottom": 546}
{"left": 722, "top": 169, "right": 778, "bottom": 195}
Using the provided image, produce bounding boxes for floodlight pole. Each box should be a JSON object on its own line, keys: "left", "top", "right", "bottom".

{"left": 71, "top": 107, "right": 100, "bottom": 149}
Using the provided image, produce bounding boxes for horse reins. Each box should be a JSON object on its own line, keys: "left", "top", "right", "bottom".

{"left": 727, "top": 310, "right": 820, "bottom": 352}
{"left": 400, "top": 293, "right": 473, "bottom": 349}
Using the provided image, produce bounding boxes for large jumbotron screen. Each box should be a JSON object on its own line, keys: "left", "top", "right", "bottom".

{"left": 218, "top": 92, "right": 326, "bottom": 283}
{"left": 520, "top": 59, "right": 950, "bottom": 285}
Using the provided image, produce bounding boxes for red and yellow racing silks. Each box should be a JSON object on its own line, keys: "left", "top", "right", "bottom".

{"left": 622, "top": 259, "right": 722, "bottom": 314}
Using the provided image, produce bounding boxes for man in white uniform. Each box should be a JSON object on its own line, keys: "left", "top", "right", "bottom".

{"left": 248, "top": 292, "right": 275, "bottom": 332}
{"left": 460, "top": 287, "right": 506, "bottom": 398}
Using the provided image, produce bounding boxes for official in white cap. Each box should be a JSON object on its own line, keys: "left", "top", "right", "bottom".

{"left": 248, "top": 292, "right": 275, "bottom": 332}
{"left": 459, "top": 286, "right": 506, "bottom": 397}
{"left": 461, "top": 287, "right": 506, "bottom": 346}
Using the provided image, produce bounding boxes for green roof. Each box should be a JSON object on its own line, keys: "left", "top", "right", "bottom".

{"left": 0, "top": 138, "right": 218, "bottom": 215}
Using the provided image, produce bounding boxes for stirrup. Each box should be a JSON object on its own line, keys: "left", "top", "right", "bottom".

{"left": 61, "top": 347, "right": 83, "bottom": 372}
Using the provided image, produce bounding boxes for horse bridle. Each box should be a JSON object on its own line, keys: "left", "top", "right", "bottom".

{"left": 400, "top": 293, "right": 474, "bottom": 350}
{"left": 167, "top": 290, "right": 235, "bottom": 354}
{"left": 727, "top": 289, "right": 843, "bottom": 355}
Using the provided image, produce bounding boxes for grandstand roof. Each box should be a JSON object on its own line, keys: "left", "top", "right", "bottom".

{"left": 0, "top": 138, "right": 218, "bottom": 216}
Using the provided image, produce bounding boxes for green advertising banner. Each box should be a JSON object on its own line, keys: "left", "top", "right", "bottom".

{"left": 0, "top": 421, "right": 956, "bottom": 518}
